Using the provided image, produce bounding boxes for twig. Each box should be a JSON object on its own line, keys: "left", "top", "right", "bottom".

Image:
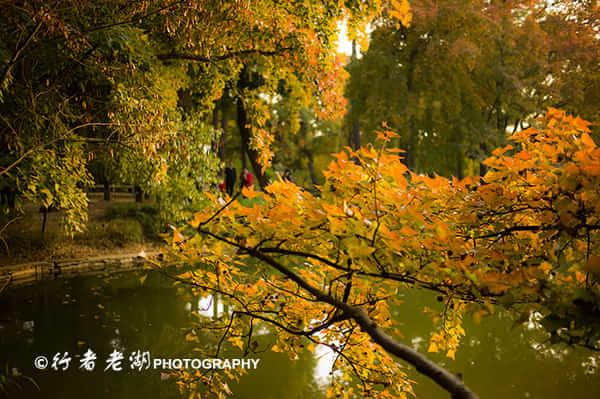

{"left": 0, "top": 274, "right": 12, "bottom": 295}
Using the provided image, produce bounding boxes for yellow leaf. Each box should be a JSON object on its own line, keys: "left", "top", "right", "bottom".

{"left": 242, "top": 185, "right": 259, "bottom": 199}
{"left": 185, "top": 332, "right": 196, "bottom": 342}
{"left": 390, "top": 0, "right": 413, "bottom": 27}
{"left": 190, "top": 212, "right": 208, "bottom": 228}
{"left": 229, "top": 337, "right": 244, "bottom": 350}
{"left": 573, "top": 117, "right": 592, "bottom": 133}
{"left": 580, "top": 133, "right": 596, "bottom": 148}
{"left": 399, "top": 226, "right": 417, "bottom": 236}
{"left": 178, "top": 271, "right": 193, "bottom": 280}
{"left": 539, "top": 262, "right": 553, "bottom": 274}
{"left": 271, "top": 344, "right": 282, "bottom": 353}
{"left": 427, "top": 342, "right": 439, "bottom": 353}
{"left": 376, "top": 129, "right": 399, "bottom": 142}
{"left": 173, "top": 229, "right": 184, "bottom": 244}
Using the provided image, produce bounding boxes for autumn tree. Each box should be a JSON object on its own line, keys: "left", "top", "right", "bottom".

{"left": 345, "top": 0, "right": 599, "bottom": 177}
{"left": 0, "top": 0, "right": 388, "bottom": 231}
{"left": 0, "top": 1, "right": 217, "bottom": 232}
{"left": 162, "top": 109, "right": 599, "bottom": 399}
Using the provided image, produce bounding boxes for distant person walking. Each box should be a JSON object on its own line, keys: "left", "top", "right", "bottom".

{"left": 240, "top": 167, "right": 254, "bottom": 189}
{"left": 224, "top": 162, "right": 236, "bottom": 196}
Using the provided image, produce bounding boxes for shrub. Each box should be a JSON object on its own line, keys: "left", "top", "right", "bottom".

{"left": 104, "top": 218, "right": 144, "bottom": 244}
{"left": 104, "top": 203, "right": 161, "bottom": 238}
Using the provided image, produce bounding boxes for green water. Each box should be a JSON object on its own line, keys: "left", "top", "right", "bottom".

{"left": 0, "top": 270, "right": 598, "bottom": 398}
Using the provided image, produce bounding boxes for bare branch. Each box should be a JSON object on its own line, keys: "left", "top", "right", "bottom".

{"left": 157, "top": 47, "right": 295, "bottom": 63}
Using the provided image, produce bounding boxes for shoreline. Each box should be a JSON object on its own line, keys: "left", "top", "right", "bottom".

{"left": 0, "top": 251, "right": 164, "bottom": 289}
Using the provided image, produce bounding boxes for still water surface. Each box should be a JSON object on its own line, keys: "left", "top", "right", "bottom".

{"left": 0, "top": 269, "right": 598, "bottom": 398}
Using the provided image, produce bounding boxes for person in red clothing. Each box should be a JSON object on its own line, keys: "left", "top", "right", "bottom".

{"left": 240, "top": 167, "right": 254, "bottom": 189}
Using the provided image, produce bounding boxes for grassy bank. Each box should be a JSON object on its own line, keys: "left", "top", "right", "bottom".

{"left": 0, "top": 194, "right": 164, "bottom": 266}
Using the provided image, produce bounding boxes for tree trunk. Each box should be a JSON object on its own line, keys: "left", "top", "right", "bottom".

{"left": 349, "top": 119, "right": 361, "bottom": 151}
{"left": 237, "top": 98, "right": 248, "bottom": 170}
{"left": 103, "top": 181, "right": 111, "bottom": 201}
{"left": 134, "top": 185, "right": 143, "bottom": 202}
{"left": 304, "top": 149, "right": 318, "bottom": 186}
{"left": 212, "top": 105, "right": 220, "bottom": 156}
{"left": 300, "top": 120, "right": 318, "bottom": 186}
{"left": 348, "top": 41, "right": 361, "bottom": 152}
{"left": 455, "top": 134, "right": 464, "bottom": 180}
{"left": 236, "top": 98, "right": 268, "bottom": 189}
{"left": 40, "top": 207, "right": 48, "bottom": 241}
{"left": 405, "top": 118, "right": 417, "bottom": 170}
{"left": 456, "top": 152, "right": 464, "bottom": 180}
{"left": 479, "top": 143, "right": 488, "bottom": 179}
{"left": 212, "top": 104, "right": 227, "bottom": 162}
{"left": 219, "top": 103, "right": 227, "bottom": 161}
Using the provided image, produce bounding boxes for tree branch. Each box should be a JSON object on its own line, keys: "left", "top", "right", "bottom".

{"left": 157, "top": 47, "right": 295, "bottom": 63}
{"left": 0, "top": 122, "right": 117, "bottom": 177}
{"left": 198, "top": 228, "right": 479, "bottom": 399}
{"left": 1, "top": 20, "right": 43, "bottom": 89}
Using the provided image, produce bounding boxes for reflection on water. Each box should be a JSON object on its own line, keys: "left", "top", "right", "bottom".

{"left": 0, "top": 270, "right": 599, "bottom": 398}
{"left": 191, "top": 295, "right": 226, "bottom": 319}
{"left": 193, "top": 294, "right": 337, "bottom": 388}
{"left": 312, "top": 337, "right": 341, "bottom": 387}
{"left": 395, "top": 291, "right": 600, "bottom": 399}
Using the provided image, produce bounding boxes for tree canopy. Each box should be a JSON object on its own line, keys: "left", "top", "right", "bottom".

{"left": 1, "top": 0, "right": 397, "bottom": 230}
{"left": 166, "top": 110, "right": 600, "bottom": 399}
{"left": 346, "top": 0, "right": 599, "bottom": 176}
{"left": 1, "top": 1, "right": 600, "bottom": 398}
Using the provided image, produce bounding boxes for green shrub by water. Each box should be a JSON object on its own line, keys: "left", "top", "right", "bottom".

{"left": 104, "top": 218, "right": 144, "bottom": 244}
{"left": 104, "top": 203, "right": 161, "bottom": 238}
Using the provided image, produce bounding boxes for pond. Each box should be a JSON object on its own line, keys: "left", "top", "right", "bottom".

{"left": 0, "top": 268, "right": 599, "bottom": 398}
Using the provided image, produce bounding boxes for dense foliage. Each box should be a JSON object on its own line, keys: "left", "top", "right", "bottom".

{"left": 167, "top": 110, "right": 600, "bottom": 398}
{"left": 346, "top": 0, "right": 599, "bottom": 176}
{"left": 1, "top": 0, "right": 390, "bottom": 231}
{"left": 2, "top": 1, "right": 599, "bottom": 398}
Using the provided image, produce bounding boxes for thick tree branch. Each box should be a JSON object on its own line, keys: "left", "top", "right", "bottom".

{"left": 198, "top": 228, "right": 479, "bottom": 399}
{"left": 157, "top": 47, "right": 295, "bottom": 63}
{"left": 259, "top": 246, "right": 486, "bottom": 302}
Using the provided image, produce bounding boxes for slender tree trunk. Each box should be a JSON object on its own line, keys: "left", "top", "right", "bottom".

{"left": 237, "top": 99, "right": 248, "bottom": 170}
{"left": 240, "top": 138, "right": 247, "bottom": 169}
{"left": 219, "top": 104, "right": 227, "bottom": 161}
{"left": 134, "top": 185, "right": 143, "bottom": 202}
{"left": 41, "top": 207, "right": 48, "bottom": 241}
{"left": 479, "top": 143, "right": 488, "bottom": 178}
{"left": 304, "top": 149, "right": 318, "bottom": 186}
{"left": 212, "top": 294, "right": 219, "bottom": 320}
{"left": 212, "top": 105, "right": 220, "bottom": 157}
{"left": 403, "top": 40, "right": 421, "bottom": 171}
{"left": 299, "top": 120, "right": 318, "bottom": 185}
{"left": 456, "top": 151, "right": 464, "bottom": 180}
{"left": 349, "top": 119, "right": 361, "bottom": 151}
{"left": 103, "top": 181, "right": 111, "bottom": 201}
{"left": 405, "top": 118, "right": 417, "bottom": 170}
{"left": 454, "top": 131, "right": 464, "bottom": 180}
{"left": 348, "top": 40, "right": 361, "bottom": 152}
{"left": 236, "top": 98, "right": 268, "bottom": 188}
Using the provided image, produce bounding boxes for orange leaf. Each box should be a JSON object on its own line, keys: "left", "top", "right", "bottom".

{"left": 242, "top": 185, "right": 260, "bottom": 199}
